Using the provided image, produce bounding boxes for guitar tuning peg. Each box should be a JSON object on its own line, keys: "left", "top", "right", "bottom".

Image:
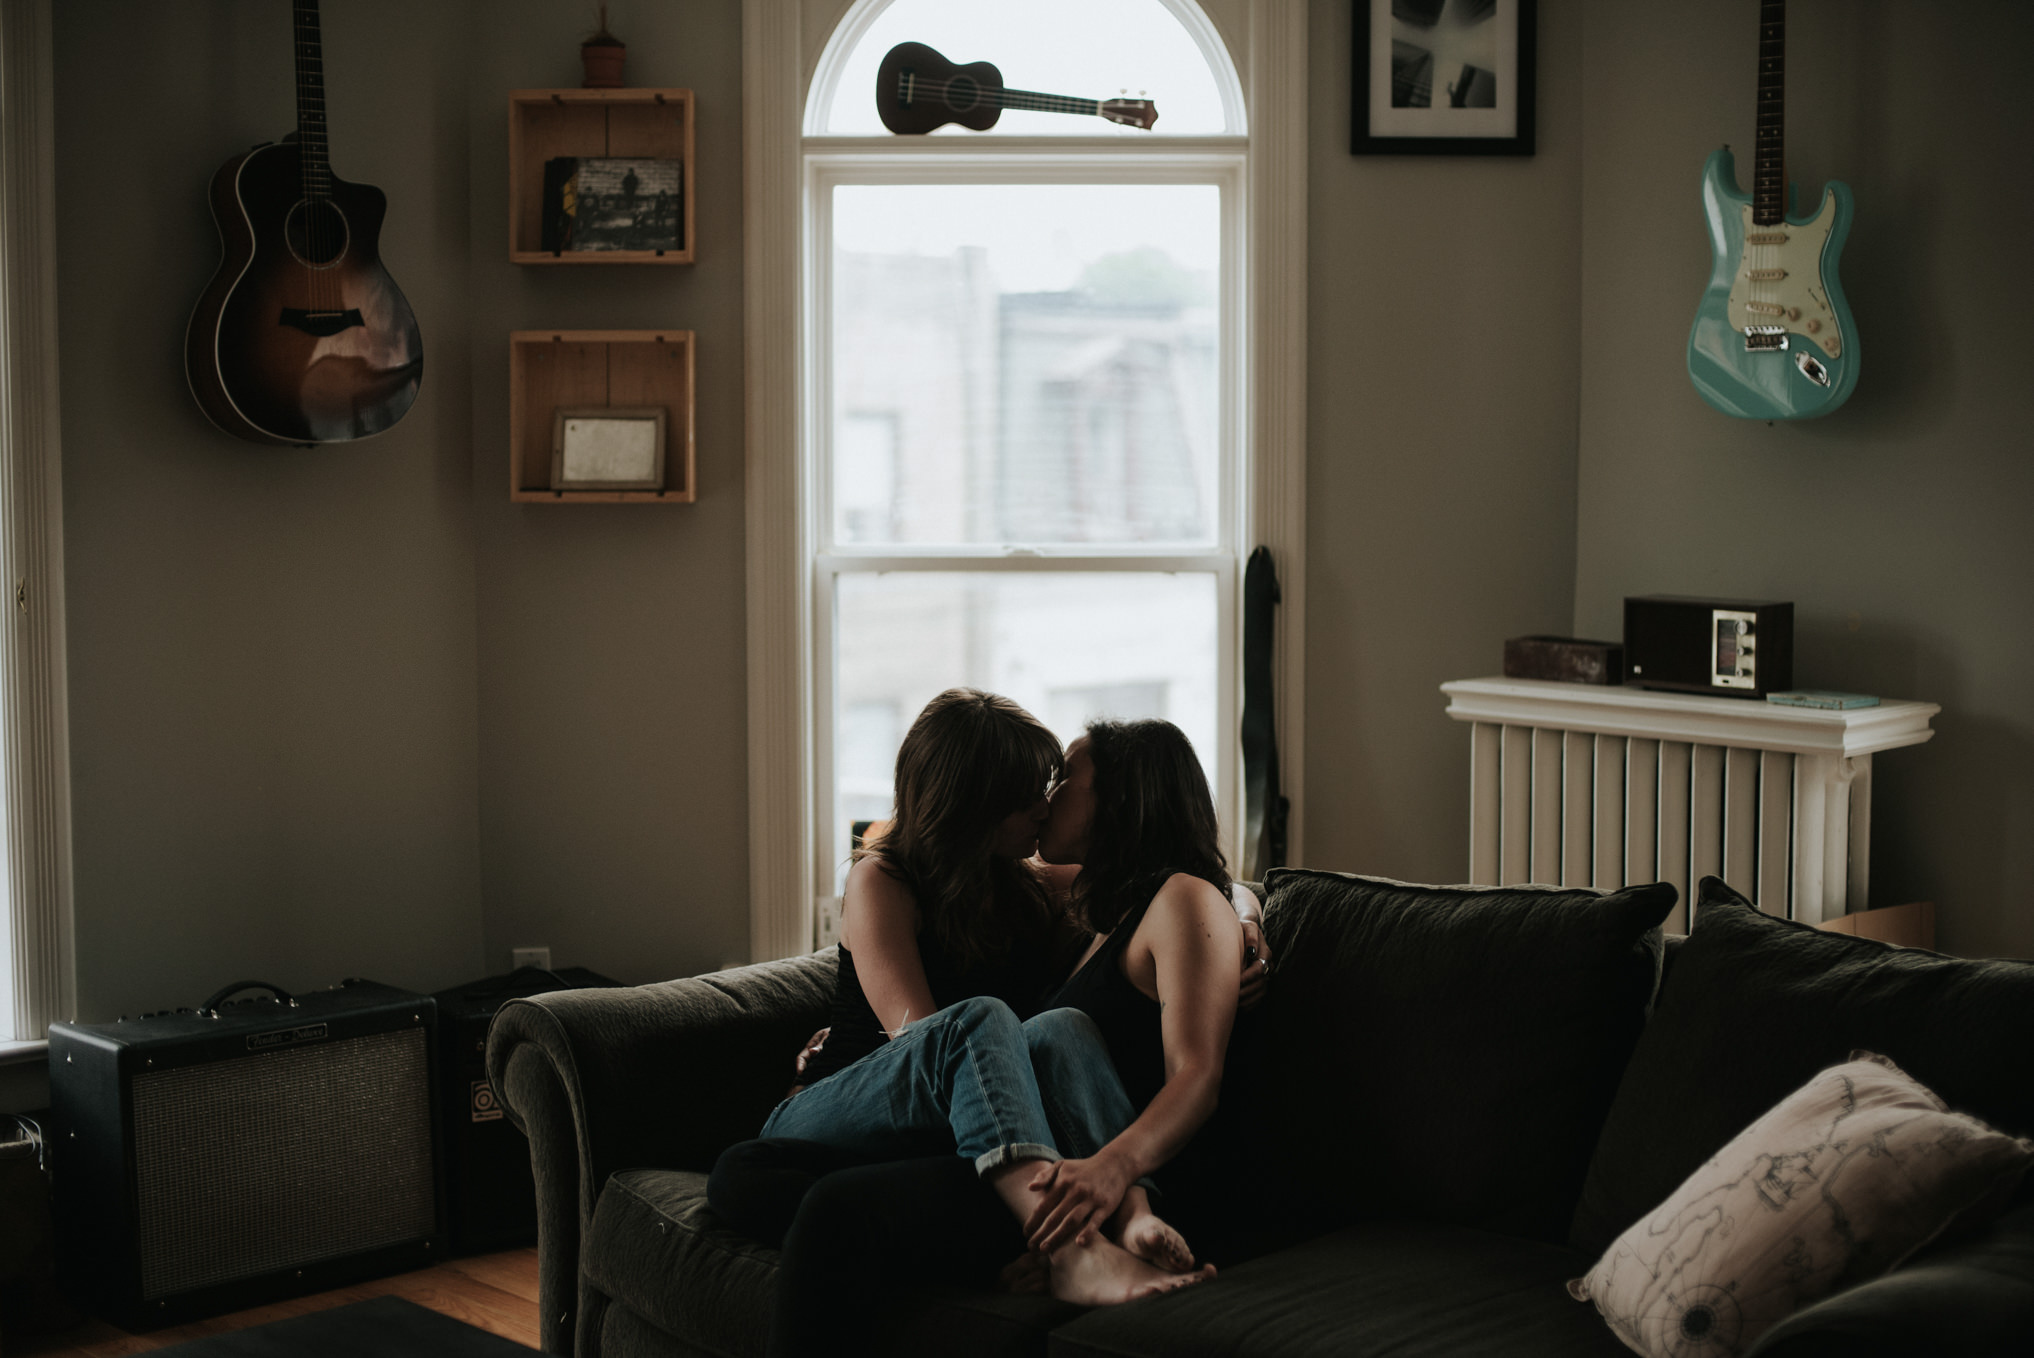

{"left": 1120, "top": 88, "right": 1127, "bottom": 95}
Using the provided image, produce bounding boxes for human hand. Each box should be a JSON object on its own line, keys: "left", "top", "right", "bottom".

{"left": 793, "top": 1027, "right": 831, "bottom": 1076}
{"left": 1238, "top": 917, "right": 1273, "bottom": 1009}
{"left": 1023, "top": 1152, "right": 1134, "bottom": 1255}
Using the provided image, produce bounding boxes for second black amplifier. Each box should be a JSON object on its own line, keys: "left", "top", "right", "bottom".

{"left": 1623, "top": 595, "right": 1793, "bottom": 699}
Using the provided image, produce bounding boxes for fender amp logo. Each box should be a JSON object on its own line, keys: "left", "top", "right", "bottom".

{"left": 471, "top": 1079, "right": 504, "bottom": 1123}
{"left": 246, "top": 1023, "right": 329, "bottom": 1051}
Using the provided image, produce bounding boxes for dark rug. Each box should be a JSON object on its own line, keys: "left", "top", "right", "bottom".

{"left": 149, "top": 1295, "right": 531, "bottom": 1356}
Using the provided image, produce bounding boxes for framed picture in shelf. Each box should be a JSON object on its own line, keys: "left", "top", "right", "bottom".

{"left": 1351, "top": 0, "right": 1535, "bottom": 156}
{"left": 552, "top": 408, "right": 667, "bottom": 491}
{"left": 540, "top": 157, "right": 685, "bottom": 253}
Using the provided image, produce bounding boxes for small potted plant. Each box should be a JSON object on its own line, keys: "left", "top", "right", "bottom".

{"left": 581, "top": 4, "right": 625, "bottom": 88}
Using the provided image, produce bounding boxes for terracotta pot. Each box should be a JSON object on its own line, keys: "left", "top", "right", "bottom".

{"left": 581, "top": 41, "right": 625, "bottom": 89}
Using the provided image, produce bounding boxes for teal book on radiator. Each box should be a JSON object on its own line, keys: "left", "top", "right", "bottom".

{"left": 1687, "top": 0, "right": 1857, "bottom": 420}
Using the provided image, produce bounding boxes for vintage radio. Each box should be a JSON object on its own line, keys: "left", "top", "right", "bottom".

{"left": 50, "top": 979, "right": 442, "bottom": 1329}
{"left": 1623, "top": 595, "right": 1793, "bottom": 699}
{"left": 433, "top": 965, "right": 620, "bottom": 1254}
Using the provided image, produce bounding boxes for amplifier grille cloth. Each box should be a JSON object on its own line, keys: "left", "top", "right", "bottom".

{"left": 131, "top": 1027, "right": 434, "bottom": 1299}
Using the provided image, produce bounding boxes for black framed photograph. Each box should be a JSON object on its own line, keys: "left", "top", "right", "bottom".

{"left": 1351, "top": 0, "right": 1536, "bottom": 156}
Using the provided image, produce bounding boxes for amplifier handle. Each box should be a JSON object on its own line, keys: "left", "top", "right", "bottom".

{"left": 197, "top": 980, "right": 299, "bottom": 1016}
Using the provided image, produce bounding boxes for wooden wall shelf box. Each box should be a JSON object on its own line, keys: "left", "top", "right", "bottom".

{"left": 509, "top": 331, "right": 695, "bottom": 503}
{"left": 509, "top": 88, "right": 695, "bottom": 264}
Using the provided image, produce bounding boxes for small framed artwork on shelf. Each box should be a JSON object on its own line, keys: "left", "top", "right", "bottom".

{"left": 540, "top": 158, "right": 682, "bottom": 254}
{"left": 552, "top": 408, "right": 667, "bottom": 490}
{"left": 1350, "top": 0, "right": 1536, "bottom": 156}
{"left": 509, "top": 330, "right": 695, "bottom": 503}
{"left": 509, "top": 89, "right": 694, "bottom": 263}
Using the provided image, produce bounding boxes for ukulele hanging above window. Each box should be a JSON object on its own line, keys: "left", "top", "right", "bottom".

{"left": 875, "top": 42, "right": 1159, "bottom": 134}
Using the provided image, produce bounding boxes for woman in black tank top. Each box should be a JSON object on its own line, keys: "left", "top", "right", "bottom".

{"left": 745, "top": 689, "right": 1218, "bottom": 1310}
{"left": 1022, "top": 718, "right": 1258, "bottom": 1261}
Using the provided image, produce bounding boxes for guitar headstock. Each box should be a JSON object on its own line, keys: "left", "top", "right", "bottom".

{"left": 1099, "top": 98, "right": 1159, "bottom": 130}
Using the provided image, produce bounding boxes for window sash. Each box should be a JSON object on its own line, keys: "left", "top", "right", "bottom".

{"left": 806, "top": 149, "right": 1248, "bottom": 909}
{"left": 814, "top": 555, "right": 1240, "bottom": 894}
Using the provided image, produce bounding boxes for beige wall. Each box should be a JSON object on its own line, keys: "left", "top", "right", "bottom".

{"left": 46, "top": 0, "right": 2034, "bottom": 1038}
{"left": 56, "top": 0, "right": 484, "bottom": 1021}
{"left": 1301, "top": 0, "right": 1585, "bottom": 884}
{"left": 465, "top": 0, "right": 752, "bottom": 986}
{"left": 1572, "top": 0, "right": 2034, "bottom": 958}
{"left": 54, "top": 0, "right": 752, "bottom": 1020}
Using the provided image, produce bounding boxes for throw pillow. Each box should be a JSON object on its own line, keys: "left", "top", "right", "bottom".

{"left": 1252, "top": 870, "right": 1676, "bottom": 1243}
{"left": 1567, "top": 1053, "right": 2034, "bottom": 1358}
{"left": 1570, "top": 878, "right": 2034, "bottom": 1256}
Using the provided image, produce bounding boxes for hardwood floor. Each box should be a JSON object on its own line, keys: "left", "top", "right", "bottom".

{"left": 11, "top": 1248, "right": 541, "bottom": 1356}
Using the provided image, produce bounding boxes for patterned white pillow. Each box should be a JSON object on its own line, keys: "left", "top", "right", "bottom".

{"left": 1568, "top": 1052, "right": 2032, "bottom": 1357}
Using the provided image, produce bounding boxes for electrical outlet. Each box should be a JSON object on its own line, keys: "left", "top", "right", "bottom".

{"left": 815, "top": 896, "right": 843, "bottom": 951}
{"left": 512, "top": 946, "right": 552, "bottom": 971}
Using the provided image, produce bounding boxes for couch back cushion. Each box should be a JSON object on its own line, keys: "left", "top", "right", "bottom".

{"left": 1569, "top": 878, "right": 2034, "bottom": 1254}
{"left": 1251, "top": 870, "right": 1676, "bottom": 1243}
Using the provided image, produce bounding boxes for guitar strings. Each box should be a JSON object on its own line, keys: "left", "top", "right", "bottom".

{"left": 894, "top": 75, "right": 1116, "bottom": 116}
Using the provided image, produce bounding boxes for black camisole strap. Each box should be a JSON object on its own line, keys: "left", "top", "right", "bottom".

{"left": 1047, "top": 891, "right": 1166, "bottom": 1111}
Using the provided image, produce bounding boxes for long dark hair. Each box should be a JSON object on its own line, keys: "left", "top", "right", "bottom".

{"left": 858, "top": 688, "right": 1062, "bottom": 969}
{"left": 1071, "top": 719, "right": 1231, "bottom": 934}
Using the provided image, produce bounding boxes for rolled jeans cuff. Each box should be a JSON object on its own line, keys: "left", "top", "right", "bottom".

{"left": 974, "top": 1142, "right": 1061, "bottom": 1176}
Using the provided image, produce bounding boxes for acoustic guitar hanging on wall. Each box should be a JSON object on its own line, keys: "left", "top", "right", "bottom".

{"left": 185, "top": 0, "right": 422, "bottom": 446}
{"left": 875, "top": 42, "right": 1159, "bottom": 134}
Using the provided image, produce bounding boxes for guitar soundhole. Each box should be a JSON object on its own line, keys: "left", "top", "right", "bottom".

{"left": 945, "top": 77, "right": 980, "bottom": 111}
{"left": 285, "top": 199, "right": 351, "bottom": 268}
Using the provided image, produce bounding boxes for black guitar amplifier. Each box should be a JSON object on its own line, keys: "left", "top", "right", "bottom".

{"left": 433, "top": 966, "right": 620, "bottom": 1254}
{"left": 50, "top": 979, "right": 443, "bottom": 1329}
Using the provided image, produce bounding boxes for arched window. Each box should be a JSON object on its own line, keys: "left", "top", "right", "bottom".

{"left": 741, "top": 0, "right": 1306, "bottom": 958}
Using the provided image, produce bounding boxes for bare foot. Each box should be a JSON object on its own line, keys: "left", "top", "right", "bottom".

{"left": 998, "top": 1251, "right": 1050, "bottom": 1294}
{"left": 1108, "top": 1189, "right": 1195, "bottom": 1273}
{"left": 1047, "top": 1233, "right": 1215, "bottom": 1307}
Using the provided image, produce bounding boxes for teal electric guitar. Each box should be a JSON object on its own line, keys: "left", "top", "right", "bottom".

{"left": 1688, "top": 0, "right": 1857, "bottom": 420}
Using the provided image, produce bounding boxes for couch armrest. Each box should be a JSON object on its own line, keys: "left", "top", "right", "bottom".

{"left": 1746, "top": 1201, "right": 2034, "bottom": 1356}
{"left": 485, "top": 950, "right": 834, "bottom": 1354}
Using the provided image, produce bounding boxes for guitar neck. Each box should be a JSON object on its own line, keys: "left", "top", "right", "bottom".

{"left": 292, "top": 0, "right": 332, "bottom": 198}
{"left": 990, "top": 86, "right": 1104, "bottom": 119}
{"left": 1752, "top": 0, "right": 1785, "bottom": 225}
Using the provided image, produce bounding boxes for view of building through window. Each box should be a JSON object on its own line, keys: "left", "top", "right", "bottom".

{"left": 827, "top": 181, "right": 1225, "bottom": 880}
{"left": 816, "top": 1, "right": 1240, "bottom": 888}
{"left": 830, "top": 183, "right": 1219, "bottom": 545}
{"left": 834, "top": 573, "right": 1219, "bottom": 853}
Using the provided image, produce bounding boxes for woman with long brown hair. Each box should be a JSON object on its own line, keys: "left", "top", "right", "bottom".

{"left": 756, "top": 689, "right": 1222, "bottom": 1305}
{"left": 1018, "top": 717, "right": 1253, "bottom": 1261}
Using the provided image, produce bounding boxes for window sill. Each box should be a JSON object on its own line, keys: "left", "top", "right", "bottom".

{"left": 0, "top": 1039, "right": 49, "bottom": 1066}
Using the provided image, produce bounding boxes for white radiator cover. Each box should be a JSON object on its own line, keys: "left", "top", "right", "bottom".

{"left": 1441, "top": 679, "right": 1940, "bottom": 928}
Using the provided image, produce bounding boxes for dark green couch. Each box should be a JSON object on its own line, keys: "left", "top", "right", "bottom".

{"left": 486, "top": 873, "right": 2034, "bottom": 1357}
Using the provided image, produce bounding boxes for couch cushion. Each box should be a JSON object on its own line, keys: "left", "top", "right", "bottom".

{"left": 1570, "top": 1052, "right": 2034, "bottom": 1357}
{"left": 1049, "top": 1221, "right": 1630, "bottom": 1358}
{"left": 585, "top": 1169, "right": 780, "bottom": 1358}
{"left": 1251, "top": 870, "right": 1676, "bottom": 1242}
{"left": 1570, "top": 880, "right": 2034, "bottom": 1255}
{"left": 1743, "top": 1200, "right": 2034, "bottom": 1356}
{"left": 591, "top": 1163, "right": 1081, "bottom": 1358}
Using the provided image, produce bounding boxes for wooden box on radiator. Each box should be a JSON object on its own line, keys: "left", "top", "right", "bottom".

{"left": 49, "top": 980, "right": 443, "bottom": 1330}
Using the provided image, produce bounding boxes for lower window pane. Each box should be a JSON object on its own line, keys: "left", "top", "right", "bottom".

{"left": 833, "top": 571, "right": 1218, "bottom": 886}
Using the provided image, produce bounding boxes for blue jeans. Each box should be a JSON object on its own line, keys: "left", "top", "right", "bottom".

{"left": 760, "top": 997, "right": 1140, "bottom": 1177}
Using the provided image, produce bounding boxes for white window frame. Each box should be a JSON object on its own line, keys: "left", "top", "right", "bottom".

{"left": 744, "top": 0, "right": 1306, "bottom": 961}
{"left": 0, "top": 0, "right": 77, "bottom": 1048}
